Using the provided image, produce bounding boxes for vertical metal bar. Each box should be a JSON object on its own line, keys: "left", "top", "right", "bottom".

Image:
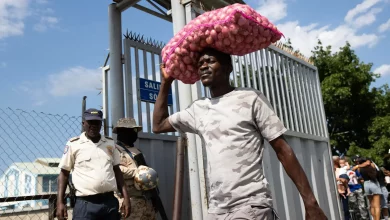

{"left": 173, "top": 136, "right": 186, "bottom": 220}
{"left": 238, "top": 57, "right": 245, "bottom": 87}
{"left": 81, "top": 96, "right": 87, "bottom": 133}
{"left": 250, "top": 53, "right": 258, "bottom": 90}
{"left": 304, "top": 67, "right": 315, "bottom": 135}
{"left": 244, "top": 55, "right": 251, "bottom": 88}
{"left": 291, "top": 61, "right": 303, "bottom": 132}
{"left": 232, "top": 56, "right": 238, "bottom": 87}
{"left": 300, "top": 65, "right": 311, "bottom": 135}
{"left": 102, "top": 67, "right": 110, "bottom": 136}
{"left": 255, "top": 51, "right": 264, "bottom": 93}
{"left": 134, "top": 47, "right": 143, "bottom": 128}
{"left": 151, "top": 53, "right": 156, "bottom": 81}
{"left": 143, "top": 50, "right": 151, "bottom": 133}
{"left": 275, "top": 52, "right": 289, "bottom": 130}
{"left": 270, "top": 50, "right": 283, "bottom": 124}
{"left": 296, "top": 63, "right": 308, "bottom": 134}
{"left": 281, "top": 56, "right": 294, "bottom": 131}
{"left": 180, "top": 2, "right": 204, "bottom": 219}
{"left": 265, "top": 48, "right": 277, "bottom": 111}
{"left": 308, "top": 69, "right": 320, "bottom": 136}
{"left": 285, "top": 58, "right": 298, "bottom": 132}
{"left": 123, "top": 39, "right": 134, "bottom": 118}
{"left": 108, "top": 4, "right": 125, "bottom": 129}
{"left": 314, "top": 70, "right": 327, "bottom": 137}
{"left": 261, "top": 50, "right": 270, "bottom": 99}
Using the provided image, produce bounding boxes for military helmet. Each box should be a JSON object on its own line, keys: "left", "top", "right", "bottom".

{"left": 134, "top": 165, "right": 159, "bottom": 191}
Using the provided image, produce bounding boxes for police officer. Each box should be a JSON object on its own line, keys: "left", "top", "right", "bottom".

{"left": 113, "top": 118, "right": 157, "bottom": 220}
{"left": 56, "top": 109, "right": 131, "bottom": 220}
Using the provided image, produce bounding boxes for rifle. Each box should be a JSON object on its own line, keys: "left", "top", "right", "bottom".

{"left": 68, "top": 176, "right": 76, "bottom": 208}
{"left": 117, "top": 143, "right": 168, "bottom": 220}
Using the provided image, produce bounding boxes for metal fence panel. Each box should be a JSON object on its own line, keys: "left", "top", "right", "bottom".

{"left": 0, "top": 108, "right": 79, "bottom": 219}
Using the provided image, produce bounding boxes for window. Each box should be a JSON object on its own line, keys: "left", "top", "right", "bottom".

{"left": 42, "top": 176, "right": 58, "bottom": 193}
{"left": 25, "top": 175, "right": 32, "bottom": 194}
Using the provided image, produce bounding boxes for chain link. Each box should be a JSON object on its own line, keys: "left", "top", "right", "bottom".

{"left": 0, "top": 108, "right": 81, "bottom": 219}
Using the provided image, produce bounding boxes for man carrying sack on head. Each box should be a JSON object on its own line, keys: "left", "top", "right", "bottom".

{"left": 113, "top": 118, "right": 161, "bottom": 220}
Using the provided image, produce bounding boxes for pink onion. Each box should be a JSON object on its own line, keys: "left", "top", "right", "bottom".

{"left": 229, "top": 24, "right": 239, "bottom": 35}
{"left": 215, "top": 41, "right": 223, "bottom": 48}
{"left": 206, "top": 36, "right": 214, "bottom": 45}
{"left": 210, "top": 29, "right": 218, "bottom": 39}
{"left": 222, "top": 26, "right": 229, "bottom": 35}
{"left": 189, "top": 43, "right": 198, "bottom": 51}
{"left": 238, "top": 17, "right": 248, "bottom": 26}
{"left": 214, "top": 24, "right": 222, "bottom": 33}
{"left": 236, "top": 35, "right": 244, "bottom": 43}
{"left": 245, "top": 35, "right": 253, "bottom": 44}
{"left": 200, "top": 40, "right": 207, "bottom": 47}
{"left": 183, "top": 56, "right": 192, "bottom": 64}
{"left": 223, "top": 38, "right": 231, "bottom": 45}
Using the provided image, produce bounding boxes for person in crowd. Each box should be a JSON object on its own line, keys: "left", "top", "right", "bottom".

{"left": 334, "top": 157, "right": 350, "bottom": 220}
{"left": 353, "top": 156, "right": 382, "bottom": 220}
{"left": 56, "top": 108, "right": 131, "bottom": 220}
{"left": 153, "top": 47, "right": 327, "bottom": 220}
{"left": 347, "top": 157, "right": 369, "bottom": 219}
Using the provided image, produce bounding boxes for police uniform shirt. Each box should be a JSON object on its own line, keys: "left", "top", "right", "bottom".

{"left": 59, "top": 132, "right": 120, "bottom": 196}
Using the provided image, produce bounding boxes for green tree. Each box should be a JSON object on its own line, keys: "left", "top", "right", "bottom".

{"left": 311, "top": 41, "right": 379, "bottom": 154}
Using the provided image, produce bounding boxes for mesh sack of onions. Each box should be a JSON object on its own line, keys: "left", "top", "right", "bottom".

{"left": 161, "top": 3, "right": 284, "bottom": 84}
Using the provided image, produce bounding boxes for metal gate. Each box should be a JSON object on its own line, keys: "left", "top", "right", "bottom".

{"left": 102, "top": 31, "right": 341, "bottom": 219}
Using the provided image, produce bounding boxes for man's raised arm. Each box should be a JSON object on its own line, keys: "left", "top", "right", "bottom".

{"left": 153, "top": 65, "right": 176, "bottom": 134}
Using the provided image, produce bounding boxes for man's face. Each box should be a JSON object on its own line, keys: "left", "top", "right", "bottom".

{"left": 83, "top": 120, "right": 102, "bottom": 138}
{"left": 117, "top": 128, "right": 138, "bottom": 145}
{"left": 197, "top": 52, "right": 225, "bottom": 87}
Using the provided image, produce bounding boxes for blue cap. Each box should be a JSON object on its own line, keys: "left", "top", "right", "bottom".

{"left": 83, "top": 108, "right": 103, "bottom": 121}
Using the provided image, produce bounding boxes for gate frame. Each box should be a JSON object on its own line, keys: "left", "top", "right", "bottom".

{"left": 106, "top": 1, "right": 342, "bottom": 219}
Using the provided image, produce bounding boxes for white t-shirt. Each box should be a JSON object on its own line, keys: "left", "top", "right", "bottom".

{"left": 168, "top": 88, "right": 287, "bottom": 214}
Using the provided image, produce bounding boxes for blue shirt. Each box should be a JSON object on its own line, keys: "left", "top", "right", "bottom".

{"left": 348, "top": 170, "right": 362, "bottom": 192}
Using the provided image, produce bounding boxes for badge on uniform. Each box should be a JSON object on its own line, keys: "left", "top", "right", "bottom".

{"left": 63, "top": 145, "right": 69, "bottom": 155}
{"left": 106, "top": 146, "right": 114, "bottom": 156}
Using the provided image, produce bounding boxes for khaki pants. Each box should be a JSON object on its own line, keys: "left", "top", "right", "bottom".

{"left": 119, "top": 197, "right": 156, "bottom": 220}
{"left": 206, "top": 205, "right": 278, "bottom": 220}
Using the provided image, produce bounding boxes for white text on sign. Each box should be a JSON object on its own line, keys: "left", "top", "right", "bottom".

{"left": 144, "top": 81, "right": 160, "bottom": 91}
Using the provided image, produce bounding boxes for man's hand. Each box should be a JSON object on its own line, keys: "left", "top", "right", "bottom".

{"left": 160, "top": 64, "right": 174, "bottom": 84}
{"left": 121, "top": 198, "right": 131, "bottom": 218}
{"left": 56, "top": 202, "right": 68, "bottom": 219}
{"left": 305, "top": 200, "right": 328, "bottom": 220}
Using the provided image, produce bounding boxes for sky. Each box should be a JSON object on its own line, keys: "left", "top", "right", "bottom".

{"left": 0, "top": 0, "right": 389, "bottom": 117}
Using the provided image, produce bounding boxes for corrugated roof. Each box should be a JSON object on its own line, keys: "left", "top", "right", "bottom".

{"left": 116, "top": 0, "right": 246, "bottom": 12}
{"left": 12, "top": 158, "right": 61, "bottom": 175}
{"left": 34, "top": 158, "right": 61, "bottom": 163}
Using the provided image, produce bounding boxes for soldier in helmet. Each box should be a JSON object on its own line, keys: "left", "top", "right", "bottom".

{"left": 113, "top": 118, "right": 157, "bottom": 220}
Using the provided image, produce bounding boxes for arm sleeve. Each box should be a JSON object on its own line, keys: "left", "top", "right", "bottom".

{"left": 253, "top": 93, "right": 287, "bottom": 141}
{"left": 112, "top": 147, "right": 121, "bottom": 166}
{"left": 119, "top": 165, "right": 137, "bottom": 179}
{"left": 58, "top": 142, "right": 74, "bottom": 171}
{"left": 168, "top": 103, "right": 197, "bottom": 134}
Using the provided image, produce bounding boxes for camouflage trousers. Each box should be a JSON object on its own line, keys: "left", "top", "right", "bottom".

{"left": 120, "top": 197, "right": 156, "bottom": 220}
{"left": 348, "top": 188, "right": 369, "bottom": 220}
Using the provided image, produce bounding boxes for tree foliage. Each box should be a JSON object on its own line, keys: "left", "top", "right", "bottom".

{"left": 310, "top": 41, "right": 390, "bottom": 165}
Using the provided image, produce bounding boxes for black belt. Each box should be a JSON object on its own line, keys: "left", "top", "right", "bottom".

{"left": 77, "top": 191, "right": 114, "bottom": 204}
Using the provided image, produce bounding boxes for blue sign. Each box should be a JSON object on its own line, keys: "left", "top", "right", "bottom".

{"left": 139, "top": 78, "right": 173, "bottom": 105}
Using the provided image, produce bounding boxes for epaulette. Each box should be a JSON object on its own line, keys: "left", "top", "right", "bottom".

{"left": 105, "top": 136, "right": 114, "bottom": 140}
{"left": 69, "top": 136, "right": 80, "bottom": 142}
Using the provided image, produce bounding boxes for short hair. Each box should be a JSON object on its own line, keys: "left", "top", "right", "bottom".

{"left": 200, "top": 48, "right": 233, "bottom": 74}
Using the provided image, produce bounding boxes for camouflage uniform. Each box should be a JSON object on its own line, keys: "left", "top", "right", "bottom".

{"left": 114, "top": 145, "right": 156, "bottom": 220}
{"left": 348, "top": 188, "right": 369, "bottom": 220}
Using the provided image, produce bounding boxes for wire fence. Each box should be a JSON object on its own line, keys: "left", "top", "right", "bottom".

{"left": 0, "top": 108, "right": 81, "bottom": 219}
